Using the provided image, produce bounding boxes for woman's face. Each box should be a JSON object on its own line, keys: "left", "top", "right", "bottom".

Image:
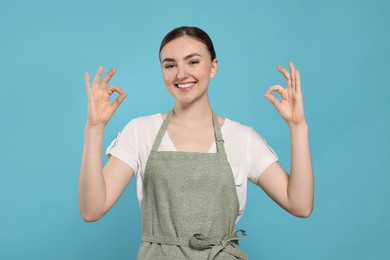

{"left": 160, "top": 35, "right": 218, "bottom": 106}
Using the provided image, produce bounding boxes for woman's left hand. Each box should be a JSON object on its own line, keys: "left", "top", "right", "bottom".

{"left": 264, "top": 62, "right": 307, "bottom": 126}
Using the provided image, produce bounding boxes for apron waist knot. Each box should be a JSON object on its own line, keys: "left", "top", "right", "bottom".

{"left": 142, "top": 230, "right": 248, "bottom": 259}
{"left": 189, "top": 229, "right": 248, "bottom": 260}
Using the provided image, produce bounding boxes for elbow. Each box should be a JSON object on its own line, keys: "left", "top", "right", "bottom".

{"left": 78, "top": 197, "right": 107, "bottom": 222}
{"left": 289, "top": 204, "right": 313, "bottom": 218}
{"left": 294, "top": 208, "right": 313, "bottom": 218}
{"left": 81, "top": 215, "right": 100, "bottom": 223}
{"left": 79, "top": 208, "right": 103, "bottom": 222}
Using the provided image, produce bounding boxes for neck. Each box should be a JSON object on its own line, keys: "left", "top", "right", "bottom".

{"left": 173, "top": 97, "right": 213, "bottom": 125}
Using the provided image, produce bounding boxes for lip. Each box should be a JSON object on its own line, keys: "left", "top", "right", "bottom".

{"left": 175, "top": 81, "right": 197, "bottom": 91}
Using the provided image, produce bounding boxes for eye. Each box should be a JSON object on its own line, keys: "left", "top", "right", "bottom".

{"left": 189, "top": 60, "right": 200, "bottom": 65}
{"left": 164, "top": 64, "right": 175, "bottom": 69}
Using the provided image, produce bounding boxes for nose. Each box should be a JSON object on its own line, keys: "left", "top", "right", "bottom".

{"left": 176, "top": 66, "right": 188, "bottom": 80}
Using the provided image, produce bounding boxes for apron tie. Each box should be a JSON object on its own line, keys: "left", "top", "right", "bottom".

{"left": 189, "top": 229, "right": 248, "bottom": 260}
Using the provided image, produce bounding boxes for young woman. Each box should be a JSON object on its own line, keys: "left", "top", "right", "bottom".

{"left": 79, "top": 26, "right": 314, "bottom": 259}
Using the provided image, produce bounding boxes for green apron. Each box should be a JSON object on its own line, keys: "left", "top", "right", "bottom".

{"left": 137, "top": 110, "right": 248, "bottom": 260}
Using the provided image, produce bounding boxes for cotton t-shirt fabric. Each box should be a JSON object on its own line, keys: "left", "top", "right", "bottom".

{"left": 105, "top": 113, "right": 278, "bottom": 223}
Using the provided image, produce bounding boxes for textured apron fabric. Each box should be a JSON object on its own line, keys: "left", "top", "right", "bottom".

{"left": 137, "top": 110, "right": 248, "bottom": 260}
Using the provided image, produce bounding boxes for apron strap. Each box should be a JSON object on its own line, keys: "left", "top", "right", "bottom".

{"left": 151, "top": 110, "right": 173, "bottom": 152}
{"left": 212, "top": 111, "right": 226, "bottom": 154}
{"left": 151, "top": 109, "right": 227, "bottom": 154}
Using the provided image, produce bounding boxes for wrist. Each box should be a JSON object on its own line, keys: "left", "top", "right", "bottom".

{"left": 84, "top": 124, "right": 105, "bottom": 133}
{"left": 288, "top": 121, "right": 308, "bottom": 131}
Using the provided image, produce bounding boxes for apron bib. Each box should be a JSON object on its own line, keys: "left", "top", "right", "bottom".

{"left": 138, "top": 110, "right": 248, "bottom": 260}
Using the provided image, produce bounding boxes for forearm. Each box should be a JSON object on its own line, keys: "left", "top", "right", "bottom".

{"left": 287, "top": 122, "right": 314, "bottom": 217}
{"left": 78, "top": 125, "right": 107, "bottom": 221}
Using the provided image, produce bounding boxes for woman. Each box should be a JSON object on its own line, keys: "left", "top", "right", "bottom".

{"left": 79, "top": 26, "right": 314, "bottom": 259}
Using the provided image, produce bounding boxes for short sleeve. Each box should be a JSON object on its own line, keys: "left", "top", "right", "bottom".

{"left": 105, "top": 119, "right": 139, "bottom": 174}
{"left": 246, "top": 128, "right": 279, "bottom": 184}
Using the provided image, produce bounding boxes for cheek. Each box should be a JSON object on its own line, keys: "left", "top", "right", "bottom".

{"left": 162, "top": 70, "right": 174, "bottom": 85}
{"left": 197, "top": 65, "right": 213, "bottom": 79}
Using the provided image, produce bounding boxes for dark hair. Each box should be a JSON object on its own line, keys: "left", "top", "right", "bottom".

{"left": 159, "top": 26, "right": 216, "bottom": 61}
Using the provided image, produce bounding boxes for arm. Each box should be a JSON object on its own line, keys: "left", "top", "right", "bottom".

{"left": 78, "top": 66, "right": 133, "bottom": 222}
{"left": 257, "top": 62, "right": 314, "bottom": 218}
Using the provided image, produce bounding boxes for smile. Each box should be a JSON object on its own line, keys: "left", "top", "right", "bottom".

{"left": 176, "top": 82, "right": 196, "bottom": 89}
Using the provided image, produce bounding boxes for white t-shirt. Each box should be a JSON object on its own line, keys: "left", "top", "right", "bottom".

{"left": 106, "top": 113, "right": 278, "bottom": 223}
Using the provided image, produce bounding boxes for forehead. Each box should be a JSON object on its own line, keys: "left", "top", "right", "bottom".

{"left": 160, "top": 35, "right": 210, "bottom": 60}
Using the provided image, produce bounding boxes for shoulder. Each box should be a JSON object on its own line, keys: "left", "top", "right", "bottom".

{"left": 222, "top": 117, "right": 271, "bottom": 152}
{"left": 222, "top": 117, "right": 254, "bottom": 138}
{"left": 124, "top": 113, "right": 162, "bottom": 128}
{"left": 119, "top": 113, "right": 162, "bottom": 138}
{"left": 132, "top": 113, "right": 162, "bottom": 124}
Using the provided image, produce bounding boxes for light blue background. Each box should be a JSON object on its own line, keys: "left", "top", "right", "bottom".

{"left": 1, "top": 0, "right": 389, "bottom": 259}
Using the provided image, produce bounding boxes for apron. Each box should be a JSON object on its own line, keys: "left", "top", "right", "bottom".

{"left": 137, "top": 110, "right": 248, "bottom": 260}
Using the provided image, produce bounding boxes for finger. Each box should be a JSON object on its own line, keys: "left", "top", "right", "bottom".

{"left": 295, "top": 70, "right": 302, "bottom": 94}
{"left": 265, "top": 84, "right": 285, "bottom": 96}
{"left": 85, "top": 72, "right": 91, "bottom": 93}
{"left": 264, "top": 84, "right": 286, "bottom": 109}
{"left": 277, "top": 65, "right": 291, "bottom": 89}
{"left": 290, "top": 63, "right": 296, "bottom": 95}
{"left": 289, "top": 62, "right": 296, "bottom": 74}
{"left": 92, "top": 65, "right": 104, "bottom": 88}
{"left": 264, "top": 92, "right": 281, "bottom": 109}
{"left": 111, "top": 93, "right": 128, "bottom": 112}
{"left": 106, "top": 85, "right": 124, "bottom": 96}
{"left": 101, "top": 66, "right": 116, "bottom": 89}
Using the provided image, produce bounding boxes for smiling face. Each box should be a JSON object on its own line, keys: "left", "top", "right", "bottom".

{"left": 160, "top": 35, "right": 218, "bottom": 106}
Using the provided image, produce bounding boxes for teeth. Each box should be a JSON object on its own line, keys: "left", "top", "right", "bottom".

{"left": 177, "top": 83, "right": 195, "bottom": 89}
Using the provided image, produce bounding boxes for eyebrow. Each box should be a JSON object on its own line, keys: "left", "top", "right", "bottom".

{"left": 161, "top": 53, "right": 202, "bottom": 64}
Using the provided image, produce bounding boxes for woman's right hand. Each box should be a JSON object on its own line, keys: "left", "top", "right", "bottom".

{"left": 85, "top": 65, "right": 127, "bottom": 127}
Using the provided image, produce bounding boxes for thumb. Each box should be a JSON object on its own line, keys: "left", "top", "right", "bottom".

{"left": 264, "top": 92, "right": 281, "bottom": 110}
{"left": 111, "top": 93, "right": 128, "bottom": 112}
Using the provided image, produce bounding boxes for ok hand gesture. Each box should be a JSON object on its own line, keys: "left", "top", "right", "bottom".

{"left": 85, "top": 66, "right": 127, "bottom": 127}
{"left": 264, "top": 62, "right": 306, "bottom": 126}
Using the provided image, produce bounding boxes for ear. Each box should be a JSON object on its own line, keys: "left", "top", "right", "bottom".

{"left": 210, "top": 59, "right": 218, "bottom": 79}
